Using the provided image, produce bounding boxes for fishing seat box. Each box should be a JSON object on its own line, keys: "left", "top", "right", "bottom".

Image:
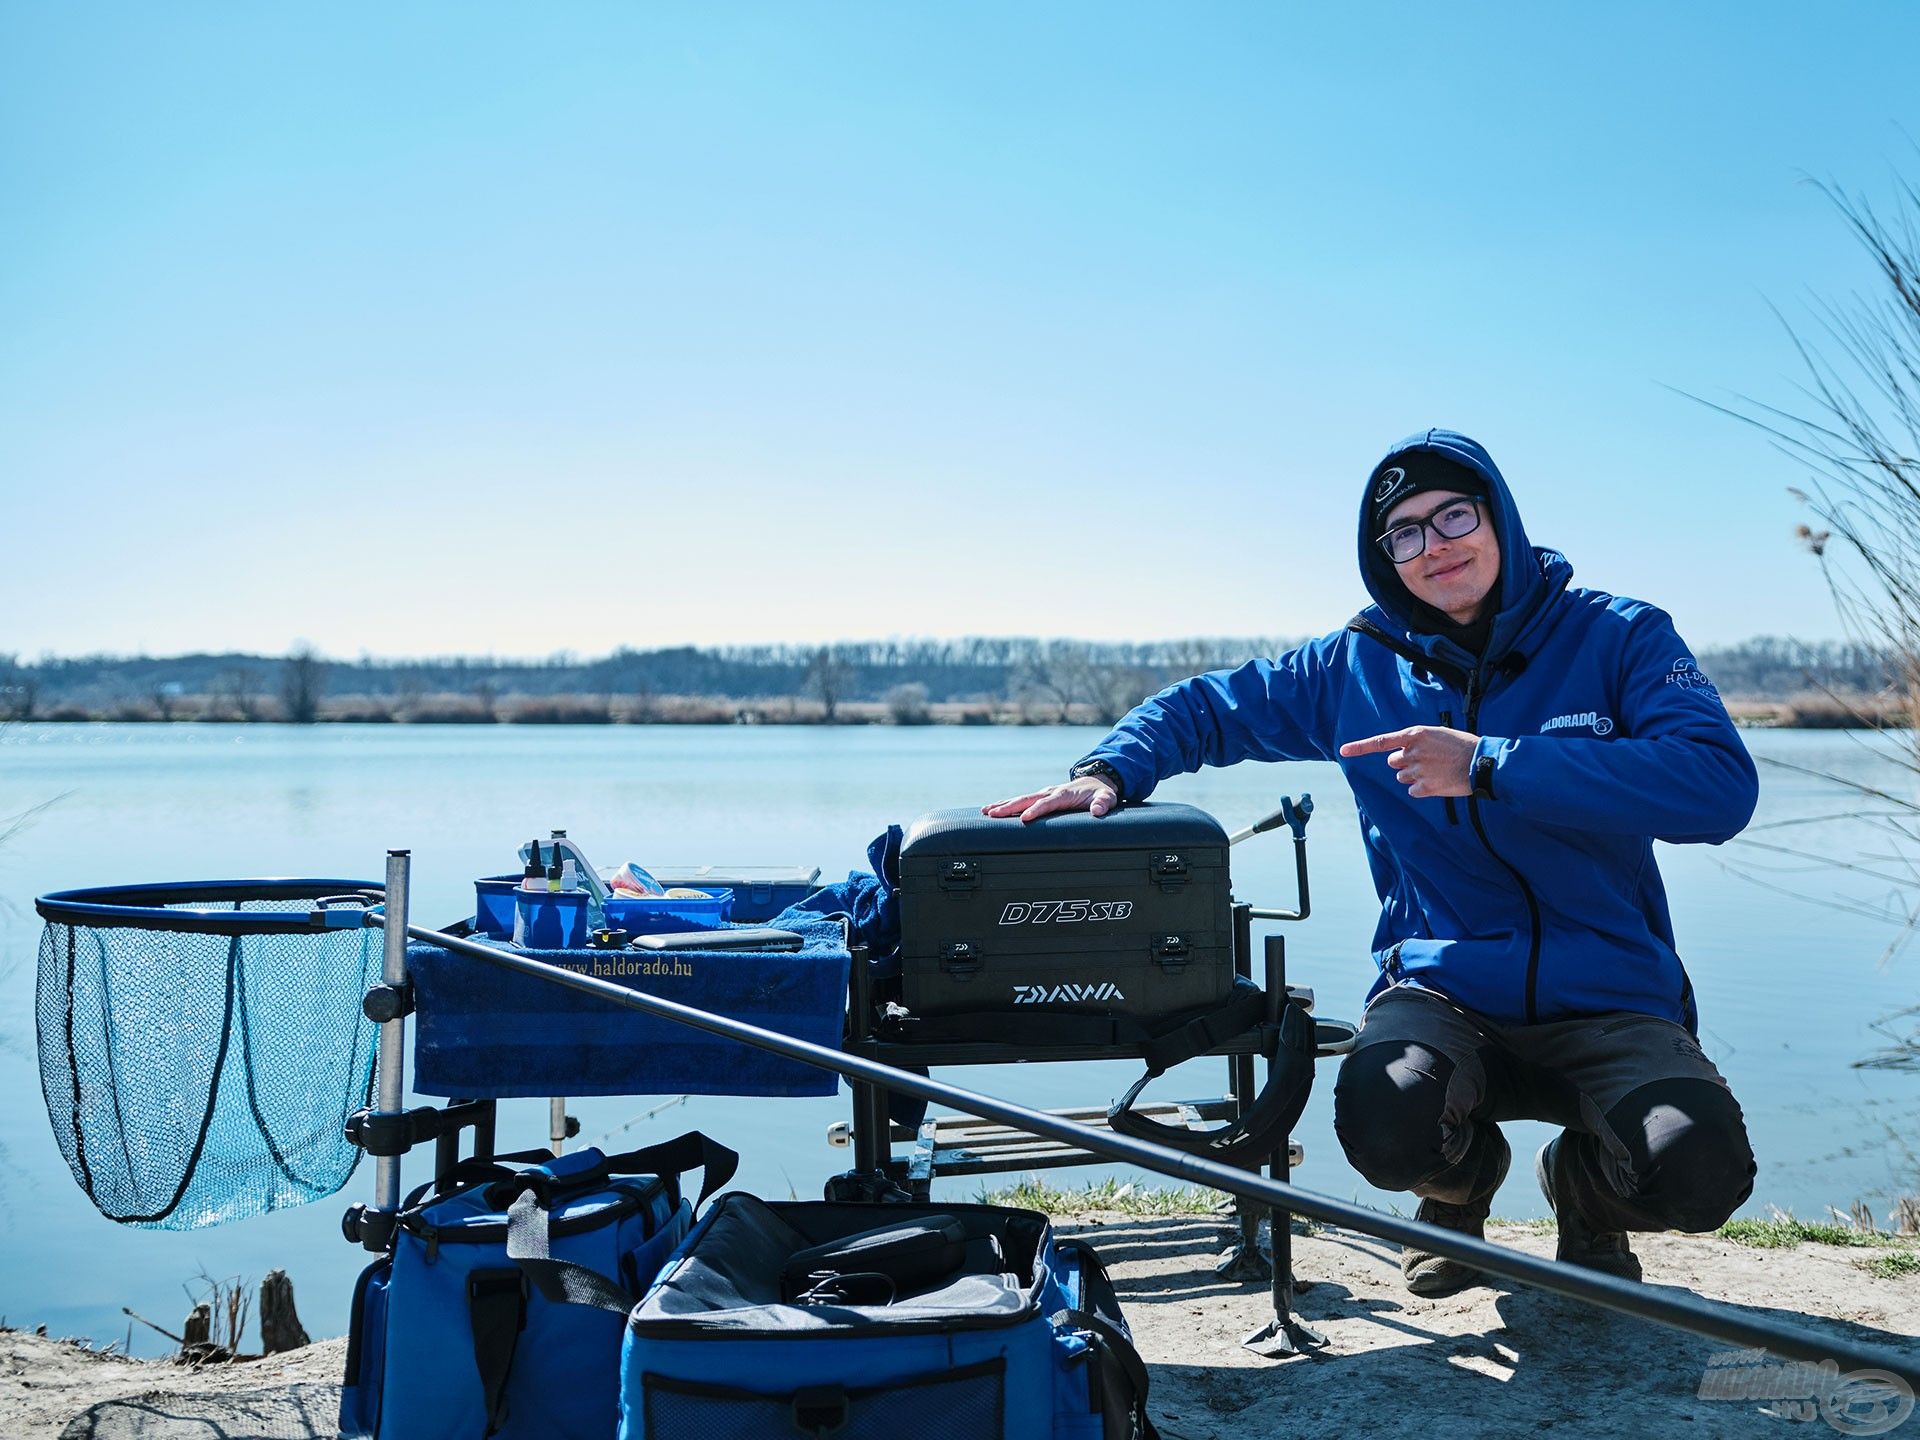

{"left": 897, "top": 803, "right": 1234, "bottom": 1028}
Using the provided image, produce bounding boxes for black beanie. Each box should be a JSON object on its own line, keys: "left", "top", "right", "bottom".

{"left": 1369, "top": 451, "right": 1488, "bottom": 533}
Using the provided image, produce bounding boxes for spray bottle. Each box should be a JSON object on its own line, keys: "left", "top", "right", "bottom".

{"left": 520, "top": 830, "right": 609, "bottom": 926}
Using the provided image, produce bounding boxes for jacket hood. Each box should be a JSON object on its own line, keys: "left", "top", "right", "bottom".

{"left": 1356, "top": 428, "right": 1571, "bottom": 668}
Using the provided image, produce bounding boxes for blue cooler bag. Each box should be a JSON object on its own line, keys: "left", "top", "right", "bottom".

{"left": 617, "top": 1195, "right": 1158, "bottom": 1440}
{"left": 340, "top": 1132, "right": 736, "bottom": 1440}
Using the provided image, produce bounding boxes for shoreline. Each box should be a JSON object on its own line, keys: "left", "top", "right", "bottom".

{"left": 7, "top": 1211, "right": 1915, "bottom": 1439}
{"left": 1, "top": 698, "right": 1905, "bottom": 729}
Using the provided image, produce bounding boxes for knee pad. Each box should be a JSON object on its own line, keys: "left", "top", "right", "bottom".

{"left": 1332, "top": 1041, "right": 1455, "bottom": 1192}
{"left": 1606, "top": 1078, "right": 1756, "bottom": 1232}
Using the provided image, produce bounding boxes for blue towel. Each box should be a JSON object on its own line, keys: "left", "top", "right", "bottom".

{"left": 409, "top": 916, "right": 850, "bottom": 1100}
{"left": 771, "top": 825, "right": 903, "bottom": 976}
{"left": 771, "top": 827, "right": 927, "bottom": 1129}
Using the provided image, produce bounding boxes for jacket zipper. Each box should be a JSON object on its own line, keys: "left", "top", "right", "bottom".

{"left": 1349, "top": 617, "right": 1545, "bottom": 1022}
{"left": 1460, "top": 667, "right": 1544, "bottom": 1024}
{"left": 1438, "top": 710, "right": 1459, "bottom": 826}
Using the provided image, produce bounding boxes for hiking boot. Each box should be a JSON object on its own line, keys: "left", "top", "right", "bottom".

{"left": 1536, "top": 1136, "right": 1643, "bottom": 1282}
{"left": 1400, "top": 1133, "right": 1511, "bottom": 1298}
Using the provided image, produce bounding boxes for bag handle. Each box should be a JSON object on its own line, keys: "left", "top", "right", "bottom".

{"left": 600, "top": 1131, "right": 739, "bottom": 1209}
{"left": 506, "top": 1130, "right": 738, "bottom": 1315}
{"left": 466, "top": 1268, "right": 528, "bottom": 1437}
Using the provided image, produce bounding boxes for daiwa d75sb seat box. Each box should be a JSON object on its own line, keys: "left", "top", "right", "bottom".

{"left": 896, "top": 803, "right": 1235, "bottom": 1026}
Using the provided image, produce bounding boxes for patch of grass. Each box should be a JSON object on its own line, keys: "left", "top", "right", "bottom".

{"left": 974, "top": 1177, "right": 1233, "bottom": 1217}
{"left": 1489, "top": 1216, "right": 1558, "bottom": 1234}
{"left": 1857, "top": 1251, "right": 1920, "bottom": 1280}
{"left": 1718, "top": 1217, "right": 1885, "bottom": 1250}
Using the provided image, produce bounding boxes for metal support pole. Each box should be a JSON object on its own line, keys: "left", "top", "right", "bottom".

{"left": 1216, "top": 905, "right": 1268, "bottom": 1281}
{"left": 550, "top": 1097, "right": 569, "bottom": 1156}
{"left": 372, "top": 850, "right": 411, "bottom": 1219}
{"left": 1230, "top": 904, "right": 1257, "bottom": 1158}
{"left": 848, "top": 941, "right": 884, "bottom": 1175}
{"left": 1245, "top": 934, "right": 1327, "bottom": 1357}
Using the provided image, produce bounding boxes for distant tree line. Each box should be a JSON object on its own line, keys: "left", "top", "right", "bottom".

{"left": 0, "top": 634, "right": 1894, "bottom": 726}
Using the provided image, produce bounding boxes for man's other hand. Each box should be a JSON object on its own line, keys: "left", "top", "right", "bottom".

{"left": 1338, "top": 726, "right": 1479, "bottom": 799}
{"left": 981, "top": 776, "right": 1121, "bottom": 823}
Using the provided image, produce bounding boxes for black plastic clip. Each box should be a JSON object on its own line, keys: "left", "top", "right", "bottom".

{"left": 342, "top": 1203, "right": 397, "bottom": 1252}
{"left": 792, "top": 1385, "right": 849, "bottom": 1437}
{"left": 1151, "top": 933, "right": 1190, "bottom": 968}
{"left": 1149, "top": 851, "right": 1189, "bottom": 886}
{"left": 345, "top": 1106, "right": 438, "bottom": 1157}
{"left": 937, "top": 859, "right": 980, "bottom": 892}
{"left": 362, "top": 981, "right": 415, "bottom": 1024}
{"left": 939, "top": 941, "right": 981, "bottom": 974}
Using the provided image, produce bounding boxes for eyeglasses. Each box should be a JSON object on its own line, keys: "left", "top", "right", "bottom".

{"left": 1376, "top": 497, "right": 1484, "bottom": 565}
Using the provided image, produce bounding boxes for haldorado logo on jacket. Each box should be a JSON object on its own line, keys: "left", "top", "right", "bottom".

{"left": 1540, "top": 711, "right": 1615, "bottom": 736}
{"left": 1665, "top": 657, "right": 1721, "bottom": 698}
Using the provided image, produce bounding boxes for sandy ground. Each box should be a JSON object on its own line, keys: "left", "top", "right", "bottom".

{"left": 1078, "top": 1214, "right": 1920, "bottom": 1439}
{"left": 3, "top": 1215, "right": 1916, "bottom": 1438}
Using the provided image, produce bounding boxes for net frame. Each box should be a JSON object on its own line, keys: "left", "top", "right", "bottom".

{"left": 34, "top": 878, "right": 384, "bottom": 1229}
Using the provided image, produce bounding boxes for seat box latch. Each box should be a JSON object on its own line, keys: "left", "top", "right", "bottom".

{"left": 938, "top": 859, "right": 981, "bottom": 892}
{"left": 1151, "top": 933, "right": 1190, "bottom": 969}
{"left": 1149, "top": 852, "right": 1189, "bottom": 887}
{"left": 940, "top": 941, "right": 982, "bottom": 975}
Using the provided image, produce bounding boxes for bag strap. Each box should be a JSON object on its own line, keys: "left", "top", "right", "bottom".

{"left": 1105, "top": 1000, "right": 1314, "bottom": 1166}
{"left": 466, "top": 1268, "right": 528, "bottom": 1437}
{"left": 1054, "top": 1306, "right": 1160, "bottom": 1440}
{"left": 599, "top": 1131, "right": 739, "bottom": 1209}
{"left": 416, "top": 1148, "right": 555, "bottom": 1206}
{"left": 1137, "top": 980, "right": 1267, "bottom": 1075}
{"left": 506, "top": 1130, "right": 738, "bottom": 1315}
{"left": 896, "top": 976, "right": 1266, "bottom": 1059}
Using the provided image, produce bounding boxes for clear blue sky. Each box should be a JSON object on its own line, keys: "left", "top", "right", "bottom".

{"left": 3, "top": 3, "right": 1913, "bottom": 659}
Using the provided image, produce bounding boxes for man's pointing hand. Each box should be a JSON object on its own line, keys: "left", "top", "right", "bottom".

{"left": 1338, "top": 725, "right": 1480, "bottom": 799}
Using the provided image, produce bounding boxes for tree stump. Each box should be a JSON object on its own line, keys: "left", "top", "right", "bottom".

{"left": 182, "top": 1303, "right": 211, "bottom": 1349}
{"left": 177, "top": 1301, "right": 228, "bottom": 1364}
{"left": 259, "top": 1269, "right": 310, "bottom": 1353}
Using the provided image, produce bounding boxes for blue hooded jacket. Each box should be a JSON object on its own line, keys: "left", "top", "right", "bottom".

{"left": 1077, "top": 429, "right": 1758, "bottom": 1031}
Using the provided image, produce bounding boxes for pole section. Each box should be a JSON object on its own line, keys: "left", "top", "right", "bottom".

{"left": 372, "top": 850, "right": 411, "bottom": 1216}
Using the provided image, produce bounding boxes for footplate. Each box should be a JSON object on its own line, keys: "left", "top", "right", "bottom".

{"left": 895, "top": 1101, "right": 1304, "bottom": 1186}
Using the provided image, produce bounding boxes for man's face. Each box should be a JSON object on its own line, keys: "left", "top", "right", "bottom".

{"left": 1383, "top": 490, "right": 1500, "bottom": 625}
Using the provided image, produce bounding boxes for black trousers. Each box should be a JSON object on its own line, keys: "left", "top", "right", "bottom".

{"left": 1331, "top": 985, "right": 1755, "bottom": 1234}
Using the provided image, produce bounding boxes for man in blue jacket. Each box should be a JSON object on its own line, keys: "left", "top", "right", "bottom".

{"left": 984, "top": 429, "right": 1758, "bottom": 1296}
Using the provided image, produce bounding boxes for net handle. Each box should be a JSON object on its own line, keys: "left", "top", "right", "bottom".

{"left": 35, "top": 879, "right": 383, "bottom": 935}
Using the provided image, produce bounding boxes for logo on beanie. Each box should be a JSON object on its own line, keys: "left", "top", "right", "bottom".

{"left": 1375, "top": 466, "right": 1407, "bottom": 503}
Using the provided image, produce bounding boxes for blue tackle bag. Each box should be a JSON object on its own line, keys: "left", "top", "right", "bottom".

{"left": 617, "top": 1195, "right": 1159, "bottom": 1440}
{"left": 339, "top": 1131, "right": 736, "bottom": 1440}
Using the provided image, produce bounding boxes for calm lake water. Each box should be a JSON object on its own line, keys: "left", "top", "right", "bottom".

{"left": 1, "top": 722, "right": 1915, "bottom": 1353}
